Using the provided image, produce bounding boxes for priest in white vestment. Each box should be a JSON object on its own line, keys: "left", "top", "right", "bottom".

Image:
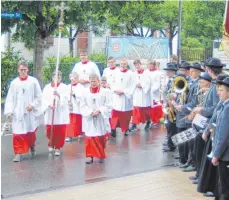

{"left": 110, "top": 59, "right": 135, "bottom": 137}
{"left": 147, "top": 60, "right": 164, "bottom": 126}
{"left": 80, "top": 74, "right": 112, "bottom": 164}
{"left": 72, "top": 50, "right": 101, "bottom": 88}
{"left": 42, "top": 71, "right": 69, "bottom": 156}
{"left": 4, "top": 60, "right": 42, "bottom": 162}
{"left": 129, "top": 59, "right": 151, "bottom": 131}
{"left": 65, "top": 72, "right": 84, "bottom": 142}
{"left": 102, "top": 56, "right": 119, "bottom": 88}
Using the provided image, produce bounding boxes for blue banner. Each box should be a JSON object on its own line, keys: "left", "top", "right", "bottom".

{"left": 1, "top": 12, "right": 22, "bottom": 19}
{"left": 107, "top": 36, "right": 169, "bottom": 60}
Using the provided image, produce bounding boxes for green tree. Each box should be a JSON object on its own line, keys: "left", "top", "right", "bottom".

{"left": 182, "top": 1, "right": 225, "bottom": 48}
{"left": 1, "top": 1, "right": 61, "bottom": 85}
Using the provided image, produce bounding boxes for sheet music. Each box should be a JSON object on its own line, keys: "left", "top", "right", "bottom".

{"left": 192, "top": 114, "right": 208, "bottom": 129}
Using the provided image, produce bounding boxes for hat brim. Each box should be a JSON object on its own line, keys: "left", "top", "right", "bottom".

{"left": 206, "top": 64, "right": 224, "bottom": 68}
{"left": 189, "top": 66, "right": 205, "bottom": 72}
{"left": 216, "top": 80, "right": 229, "bottom": 87}
{"left": 163, "top": 68, "right": 177, "bottom": 71}
{"left": 199, "top": 76, "right": 211, "bottom": 82}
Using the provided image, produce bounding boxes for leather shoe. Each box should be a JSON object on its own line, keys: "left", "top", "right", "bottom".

{"left": 183, "top": 166, "right": 196, "bottom": 172}
{"left": 179, "top": 163, "right": 189, "bottom": 168}
{"left": 163, "top": 146, "right": 176, "bottom": 152}
{"left": 189, "top": 176, "right": 197, "bottom": 180}
{"left": 203, "top": 192, "right": 214, "bottom": 197}
{"left": 192, "top": 179, "right": 198, "bottom": 184}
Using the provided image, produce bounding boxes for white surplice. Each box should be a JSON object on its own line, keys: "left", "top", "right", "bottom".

{"left": 72, "top": 61, "right": 101, "bottom": 88}
{"left": 110, "top": 70, "right": 135, "bottom": 111}
{"left": 67, "top": 83, "right": 84, "bottom": 114}
{"left": 80, "top": 88, "right": 112, "bottom": 137}
{"left": 147, "top": 70, "right": 161, "bottom": 105}
{"left": 42, "top": 83, "right": 69, "bottom": 125}
{"left": 102, "top": 67, "right": 119, "bottom": 86}
{"left": 4, "top": 76, "right": 42, "bottom": 134}
{"left": 133, "top": 70, "right": 151, "bottom": 107}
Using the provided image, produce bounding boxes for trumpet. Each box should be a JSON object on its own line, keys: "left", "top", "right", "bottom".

{"left": 172, "top": 75, "right": 189, "bottom": 105}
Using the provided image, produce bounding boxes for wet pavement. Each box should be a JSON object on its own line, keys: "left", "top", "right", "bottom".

{"left": 1, "top": 124, "right": 175, "bottom": 199}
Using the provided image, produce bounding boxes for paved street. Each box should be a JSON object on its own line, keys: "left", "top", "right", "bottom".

{"left": 1, "top": 124, "right": 175, "bottom": 199}
{"left": 6, "top": 168, "right": 212, "bottom": 200}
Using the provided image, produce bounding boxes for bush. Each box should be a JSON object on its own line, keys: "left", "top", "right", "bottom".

{"left": 42, "top": 53, "right": 106, "bottom": 85}
{"left": 1, "top": 48, "right": 34, "bottom": 98}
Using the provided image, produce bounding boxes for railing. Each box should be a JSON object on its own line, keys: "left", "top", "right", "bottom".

{"left": 180, "top": 48, "right": 213, "bottom": 62}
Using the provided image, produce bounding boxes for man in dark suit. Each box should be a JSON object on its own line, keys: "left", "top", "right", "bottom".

{"left": 212, "top": 77, "right": 229, "bottom": 200}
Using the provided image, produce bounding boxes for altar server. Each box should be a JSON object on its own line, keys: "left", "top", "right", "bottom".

{"left": 80, "top": 74, "right": 112, "bottom": 164}
{"left": 4, "top": 60, "right": 42, "bottom": 162}
{"left": 42, "top": 71, "right": 69, "bottom": 156}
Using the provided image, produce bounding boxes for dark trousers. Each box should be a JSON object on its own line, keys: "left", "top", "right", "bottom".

{"left": 166, "top": 121, "right": 177, "bottom": 148}
{"left": 177, "top": 127, "right": 189, "bottom": 164}
{"left": 218, "top": 160, "right": 229, "bottom": 200}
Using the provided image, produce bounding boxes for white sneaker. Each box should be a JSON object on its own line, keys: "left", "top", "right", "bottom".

{"left": 55, "top": 149, "right": 60, "bottom": 156}
{"left": 13, "top": 154, "right": 21, "bottom": 162}
{"left": 48, "top": 147, "right": 54, "bottom": 153}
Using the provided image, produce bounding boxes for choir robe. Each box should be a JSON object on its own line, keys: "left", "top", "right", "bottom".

{"left": 80, "top": 87, "right": 112, "bottom": 159}
{"left": 110, "top": 69, "right": 135, "bottom": 133}
{"left": 42, "top": 83, "right": 69, "bottom": 149}
{"left": 65, "top": 83, "right": 84, "bottom": 138}
{"left": 102, "top": 66, "right": 119, "bottom": 87}
{"left": 72, "top": 61, "right": 101, "bottom": 88}
{"left": 148, "top": 69, "right": 163, "bottom": 124}
{"left": 132, "top": 69, "right": 151, "bottom": 125}
{"left": 4, "top": 76, "right": 42, "bottom": 154}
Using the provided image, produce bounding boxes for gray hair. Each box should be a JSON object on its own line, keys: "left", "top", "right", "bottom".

{"left": 89, "top": 73, "right": 100, "bottom": 80}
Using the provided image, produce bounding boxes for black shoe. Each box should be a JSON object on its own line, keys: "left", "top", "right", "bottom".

{"left": 129, "top": 124, "right": 137, "bottom": 132}
{"left": 86, "top": 157, "right": 93, "bottom": 164}
{"left": 144, "top": 121, "right": 151, "bottom": 129}
{"left": 179, "top": 163, "right": 189, "bottom": 168}
{"left": 99, "top": 158, "right": 104, "bottom": 163}
{"left": 111, "top": 129, "right": 116, "bottom": 137}
{"left": 203, "top": 192, "right": 214, "bottom": 197}
{"left": 124, "top": 131, "right": 128, "bottom": 136}
{"left": 192, "top": 179, "right": 198, "bottom": 184}
{"left": 189, "top": 176, "right": 197, "bottom": 180}
{"left": 163, "top": 146, "right": 175, "bottom": 152}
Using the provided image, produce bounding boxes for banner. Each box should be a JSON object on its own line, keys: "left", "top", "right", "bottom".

{"left": 106, "top": 36, "right": 169, "bottom": 70}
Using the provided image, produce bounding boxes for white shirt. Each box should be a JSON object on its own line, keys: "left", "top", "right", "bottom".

{"left": 102, "top": 67, "right": 119, "bottom": 86}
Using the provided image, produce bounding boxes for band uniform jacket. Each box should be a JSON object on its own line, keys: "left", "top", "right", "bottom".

{"left": 213, "top": 100, "right": 229, "bottom": 161}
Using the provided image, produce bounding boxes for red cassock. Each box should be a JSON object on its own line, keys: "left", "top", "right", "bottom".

{"left": 110, "top": 110, "right": 132, "bottom": 132}
{"left": 65, "top": 113, "right": 82, "bottom": 138}
{"left": 13, "top": 131, "right": 36, "bottom": 154}
{"left": 132, "top": 106, "right": 151, "bottom": 124}
{"left": 85, "top": 135, "right": 106, "bottom": 159}
{"left": 46, "top": 125, "right": 66, "bottom": 149}
{"left": 151, "top": 102, "right": 164, "bottom": 124}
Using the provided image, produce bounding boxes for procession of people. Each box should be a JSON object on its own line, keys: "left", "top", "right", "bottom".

{"left": 3, "top": 50, "right": 229, "bottom": 200}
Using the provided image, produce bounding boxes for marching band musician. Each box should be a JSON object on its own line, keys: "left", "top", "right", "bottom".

{"left": 193, "top": 58, "right": 223, "bottom": 198}
{"left": 110, "top": 58, "right": 135, "bottom": 137}
{"left": 102, "top": 57, "right": 119, "bottom": 88}
{"left": 42, "top": 71, "right": 69, "bottom": 156}
{"left": 72, "top": 50, "right": 101, "bottom": 88}
{"left": 212, "top": 76, "right": 229, "bottom": 200}
{"left": 175, "top": 62, "right": 204, "bottom": 172}
{"left": 162, "top": 62, "right": 178, "bottom": 152}
{"left": 188, "top": 72, "right": 212, "bottom": 184}
{"left": 65, "top": 72, "right": 84, "bottom": 142}
{"left": 147, "top": 60, "right": 163, "bottom": 126}
{"left": 80, "top": 74, "right": 112, "bottom": 164}
{"left": 172, "top": 62, "right": 191, "bottom": 163}
{"left": 129, "top": 59, "right": 151, "bottom": 131}
{"left": 4, "top": 60, "right": 43, "bottom": 162}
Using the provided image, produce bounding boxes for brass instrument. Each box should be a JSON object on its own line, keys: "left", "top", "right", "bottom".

{"left": 164, "top": 88, "right": 176, "bottom": 122}
{"left": 172, "top": 76, "right": 189, "bottom": 105}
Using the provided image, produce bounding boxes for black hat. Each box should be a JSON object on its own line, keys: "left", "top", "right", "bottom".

{"left": 179, "top": 61, "right": 191, "bottom": 70}
{"left": 199, "top": 72, "right": 212, "bottom": 82}
{"left": 189, "top": 62, "right": 205, "bottom": 72}
{"left": 163, "top": 62, "right": 178, "bottom": 71}
{"left": 205, "top": 58, "right": 225, "bottom": 68}
{"left": 217, "top": 77, "right": 229, "bottom": 87}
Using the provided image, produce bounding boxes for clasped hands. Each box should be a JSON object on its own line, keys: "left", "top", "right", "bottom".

{"left": 115, "top": 90, "right": 124, "bottom": 95}
{"left": 79, "top": 79, "right": 89, "bottom": 84}
{"left": 91, "top": 110, "right": 100, "bottom": 117}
